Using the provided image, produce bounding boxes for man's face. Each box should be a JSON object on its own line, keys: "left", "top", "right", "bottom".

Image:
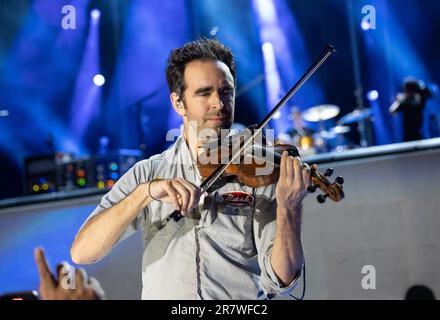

{"left": 177, "top": 59, "right": 235, "bottom": 137}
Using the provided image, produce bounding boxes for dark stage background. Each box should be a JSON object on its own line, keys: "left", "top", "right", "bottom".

{"left": 1, "top": 0, "right": 439, "bottom": 200}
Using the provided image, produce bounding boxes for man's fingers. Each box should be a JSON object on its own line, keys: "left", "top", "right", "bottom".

{"left": 302, "top": 163, "right": 311, "bottom": 187}
{"left": 172, "top": 180, "right": 190, "bottom": 214}
{"left": 34, "top": 247, "right": 56, "bottom": 288}
{"left": 189, "top": 186, "right": 201, "bottom": 210}
{"left": 294, "top": 157, "right": 305, "bottom": 189}
{"left": 286, "top": 156, "right": 294, "bottom": 181}
{"left": 163, "top": 181, "right": 180, "bottom": 211}
{"left": 177, "top": 178, "right": 199, "bottom": 210}
{"left": 279, "top": 151, "right": 288, "bottom": 180}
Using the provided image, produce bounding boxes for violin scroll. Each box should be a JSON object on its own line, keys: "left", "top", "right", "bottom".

{"left": 307, "top": 166, "right": 345, "bottom": 203}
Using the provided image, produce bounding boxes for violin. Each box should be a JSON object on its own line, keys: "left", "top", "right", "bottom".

{"left": 169, "top": 44, "right": 341, "bottom": 222}
{"left": 197, "top": 134, "right": 344, "bottom": 203}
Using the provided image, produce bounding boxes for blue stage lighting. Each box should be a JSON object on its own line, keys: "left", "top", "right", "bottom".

{"left": 361, "top": 20, "right": 371, "bottom": 30}
{"left": 93, "top": 74, "right": 105, "bottom": 86}
{"left": 90, "top": 9, "right": 101, "bottom": 20}
{"left": 367, "top": 90, "right": 379, "bottom": 101}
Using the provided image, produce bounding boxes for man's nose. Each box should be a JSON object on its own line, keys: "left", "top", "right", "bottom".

{"left": 209, "top": 91, "right": 224, "bottom": 110}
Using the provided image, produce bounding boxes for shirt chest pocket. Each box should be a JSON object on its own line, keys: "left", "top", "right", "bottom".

{"left": 208, "top": 205, "right": 255, "bottom": 253}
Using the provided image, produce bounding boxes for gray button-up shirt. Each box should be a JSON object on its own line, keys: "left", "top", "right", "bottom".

{"left": 79, "top": 136, "right": 300, "bottom": 299}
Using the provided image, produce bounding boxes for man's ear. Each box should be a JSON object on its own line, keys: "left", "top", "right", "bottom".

{"left": 170, "top": 92, "right": 185, "bottom": 116}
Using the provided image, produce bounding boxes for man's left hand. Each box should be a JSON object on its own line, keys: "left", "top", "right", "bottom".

{"left": 275, "top": 151, "right": 316, "bottom": 212}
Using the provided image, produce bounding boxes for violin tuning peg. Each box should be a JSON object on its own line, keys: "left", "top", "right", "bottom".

{"left": 324, "top": 168, "right": 334, "bottom": 177}
{"left": 307, "top": 185, "right": 317, "bottom": 193}
{"left": 335, "top": 176, "right": 344, "bottom": 185}
{"left": 317, "top": 194, "right": 327, "bottom": 203}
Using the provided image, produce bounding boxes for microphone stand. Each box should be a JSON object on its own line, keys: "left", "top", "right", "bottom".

{"left": 346, "top": 0, "right": 373, "bottom": 147}
{"left": 128, "top": 87, "right": 166, "bottom": 158}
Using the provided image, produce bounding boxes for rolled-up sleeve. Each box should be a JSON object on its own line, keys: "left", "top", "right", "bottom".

{"left": 75, "top": 159, "right": 152, "bottom": 246}
{"left": 252, "top": 184, "right": 302, "bottom": 298}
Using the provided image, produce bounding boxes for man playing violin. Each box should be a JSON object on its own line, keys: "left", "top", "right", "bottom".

{"left": 71, "top": 38, "right": 313, "bottom": 300}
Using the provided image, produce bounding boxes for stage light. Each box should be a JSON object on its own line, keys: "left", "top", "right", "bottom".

{"left": 254, "top": 0, "right": 277, "bottom": 23}
{"left": 90, "top": 9, "right": 101, "bottom": 20}
{"left": 77, "top": 169, "right": 85, "bottom": 178}
{"left": 99, "top": 136, "right": 109, "bottom": 146}
{"left": 110, "top": 172, "right": 119, "bottom": 180}
{"left": 209, "top": 26, "right": 219, "bottom": 36}
{"left": 367, "top": 90, "right": 379, "bottom": 101}
{"left": 261, "top": 42, "right": 273, "bottom": 55}
{"left": 277, "top": 132, "right": 291, "bottom": 143}
{"left": 361, "top": 20, "right": 371, "bottom": 30}
{"left": 93, "top": 74, "right": 105, "bottom": 86}
{"left": 428, "top": 83, "right": 439, "bottom": 96}
{"left": 110, "top": 162, "right": 118, "bottom": 171}
{"left": 273, "top": 110, "right": 281, "bottom": 119}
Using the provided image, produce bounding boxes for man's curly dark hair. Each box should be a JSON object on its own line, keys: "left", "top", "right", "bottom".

{"left": 165, "top": 38, "right": 236, "bottom": 100}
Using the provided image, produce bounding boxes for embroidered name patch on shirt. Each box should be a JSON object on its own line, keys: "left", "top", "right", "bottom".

{"left": 221, "top": 191, "right": 255, "bottom": 207}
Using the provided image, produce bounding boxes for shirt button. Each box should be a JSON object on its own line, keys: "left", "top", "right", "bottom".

{"left": 188, "top": 166, "right": 193, "bottom": 171}
{"left": 267, "top": 293, "right": 275, "bottom": 300}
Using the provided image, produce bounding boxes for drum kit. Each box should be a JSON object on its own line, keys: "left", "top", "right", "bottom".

{"left": 280, "top": 104, "right": 373, "bottom": 155}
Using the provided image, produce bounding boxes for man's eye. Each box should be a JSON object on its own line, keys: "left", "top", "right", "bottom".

{"left": 221, "top": 89, "right": 233, "bottom": 95}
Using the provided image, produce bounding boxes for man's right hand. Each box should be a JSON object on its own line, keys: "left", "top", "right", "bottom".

{"left": 71, "top": 178, "right": 201, "bottom": 264}
{"left": 148, "top": 178, "right": 201, "bottom": 216}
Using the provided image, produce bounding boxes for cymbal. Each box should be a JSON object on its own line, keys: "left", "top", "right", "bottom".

{"left": 338, "top": 108, "right": 372, "bottom": 125}
{"left": 321, "top": 125, "right": 351, "bottom": 139}
{"left": 302, "top": 104, "right": 340, "bottom": 122}
{"left": 329, "top": 125, "right": 351, "bottom": 135}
